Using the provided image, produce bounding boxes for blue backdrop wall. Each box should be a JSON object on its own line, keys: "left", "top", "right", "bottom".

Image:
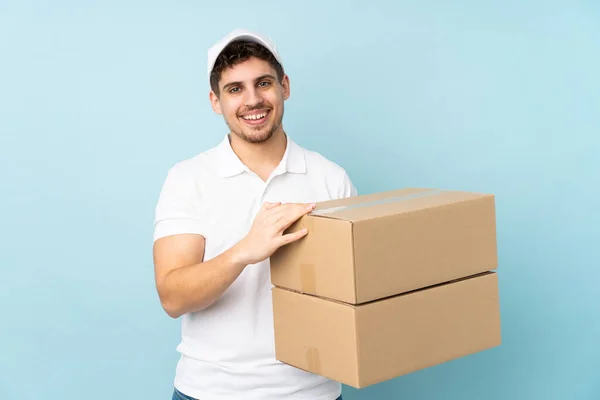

{"left": 1, "top": 1, "right": 599, "bottom": 399}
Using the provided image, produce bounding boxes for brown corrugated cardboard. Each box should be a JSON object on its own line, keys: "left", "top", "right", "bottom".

{"left": 272, "top": 271, "right": 501, "bottom": 389}
{"left": 270, "top": 188, "right": 497, "bottom": 304}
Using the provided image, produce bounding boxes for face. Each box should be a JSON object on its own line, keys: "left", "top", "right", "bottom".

{"left": 210, "top": 57, "right": 290, "bottom": 144}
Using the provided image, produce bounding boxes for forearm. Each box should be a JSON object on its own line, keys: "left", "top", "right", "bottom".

{"left": 158, "top": 244, "right": 246, "bottom": 318}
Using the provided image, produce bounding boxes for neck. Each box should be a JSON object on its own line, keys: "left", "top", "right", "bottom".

{"left": 228, "top": 129, "right": 287, "bottom": 181}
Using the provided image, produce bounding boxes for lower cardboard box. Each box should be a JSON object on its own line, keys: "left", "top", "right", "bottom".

{"left": 272, "top": 271, "right": 501, "bottom": 389}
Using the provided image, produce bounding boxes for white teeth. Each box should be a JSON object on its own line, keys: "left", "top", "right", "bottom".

{"left": 243, "top": 112, "right": 267, "bottom": 120}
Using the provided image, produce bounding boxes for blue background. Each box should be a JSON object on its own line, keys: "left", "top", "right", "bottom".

{"left": 1, "top": 1, "right": 599, "bottom": 399}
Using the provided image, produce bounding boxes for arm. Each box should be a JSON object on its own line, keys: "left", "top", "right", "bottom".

{"left": 153, "top": 201, "right": 315, "bottom": 318}
{"left": 153, "top": 233, "right": 246, "bottom": 318}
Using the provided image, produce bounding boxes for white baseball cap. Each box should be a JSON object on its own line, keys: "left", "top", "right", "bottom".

{"left": 207, "top": 28, "right": 284, "bottom": 83}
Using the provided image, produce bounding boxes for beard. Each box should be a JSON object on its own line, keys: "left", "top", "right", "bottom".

{"left": 227, "top": 103, "right": 284, "bottom": 144}
{"left": 232, "top": 119, "right": 281, "bottom": 144}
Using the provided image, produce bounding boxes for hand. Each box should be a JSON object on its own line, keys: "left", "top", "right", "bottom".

{"left": 234, "top": 202, "right": 315, "bottom": 266}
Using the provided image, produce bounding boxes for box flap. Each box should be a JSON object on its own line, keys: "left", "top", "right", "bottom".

{"left": 310, "top": 188, "right": 493, "bottom": 222}
{"left": 309, "top": 188, "right": 431, "bottom": 221}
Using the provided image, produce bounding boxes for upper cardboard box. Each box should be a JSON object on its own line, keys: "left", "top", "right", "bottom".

{"left": 270, "top": 187, "right": 498, "bottom": 304}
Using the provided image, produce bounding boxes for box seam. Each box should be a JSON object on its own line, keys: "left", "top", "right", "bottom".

{"left": 353, "top": 301, "right": 361, "bottom": 387}
{"left": 273, "top": 271, "right": 496, "bottom": 307}
{"left": 345, "top": 194, "right": 495, "bottom": 224}
{"left": 351, "top": 221, "right": 358, "bottom": 304}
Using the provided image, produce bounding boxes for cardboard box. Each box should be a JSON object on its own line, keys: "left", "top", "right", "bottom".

{"left": 270, "top": 188, "right": 497, "bottom": 304}
{"left": 272, "top": 271, "right": 501, "bottom": 389}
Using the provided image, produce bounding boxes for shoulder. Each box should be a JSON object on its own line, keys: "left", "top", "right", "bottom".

{"left": 299, "top": 145, "right": 348, "bottom": 178}
{"left": 154, "top": 142, "right": 227, "bottom": 210}
{"left": 154, "top": 144, "right": 221, "bottom": 210}
{"left": 162, "top": 143, "right": 221, "bottom": 183}
{"left": 295, "top": 142, "right": 357, "bottom": 198}
{"left": 153, "top": 147, "right": 220, "bottom": 241}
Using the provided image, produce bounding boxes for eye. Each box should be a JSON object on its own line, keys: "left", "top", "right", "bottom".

{"left": 258, "top": 81, "right": 270, "bottom": 87}
{"left": 228, "top": 87, "right": 241, "bottom": 94}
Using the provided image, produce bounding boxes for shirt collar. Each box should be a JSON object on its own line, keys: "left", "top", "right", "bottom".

{"left": 213, "top": 133, "right": 306, "bottom": 178}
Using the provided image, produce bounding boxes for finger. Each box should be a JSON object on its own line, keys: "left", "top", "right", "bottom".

{"left": 265, "top": 213, "right": 284, "bottom": 225}
{"left": 264, "top": 201, "right": 281, "bottom": 210}
{"left": 277, "top": 203, "right": 315, "bottom": 231}
{"left": 260, "top": 201, "right": 281, "bottom": 214}
{"left": 278, "top": 227, "right": 309, "bottom": 246}
{"left": 265, "top": 202, "right": 301, "bottom": 222}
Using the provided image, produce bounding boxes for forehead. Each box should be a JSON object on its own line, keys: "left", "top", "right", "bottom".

{"left": 219, "top": 57, "right": 277, "bottom": 87}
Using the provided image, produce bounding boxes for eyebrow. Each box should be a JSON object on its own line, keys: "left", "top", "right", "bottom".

{"left": 221, "top": 74, "right": 277, "bottom": 92}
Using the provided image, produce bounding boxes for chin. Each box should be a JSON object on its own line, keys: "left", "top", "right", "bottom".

{"left": 226, "top": 111, "right": 283, "bottom": 144}
{"left": 233, "top": 120, "right": 282, "bottom": 144}
{"left": 238, "top": 129, "right": 274, "bottom": 144}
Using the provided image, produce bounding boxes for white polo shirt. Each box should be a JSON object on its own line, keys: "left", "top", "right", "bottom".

{"left": 153, "top": 134, "right": 357, "bottom": 400}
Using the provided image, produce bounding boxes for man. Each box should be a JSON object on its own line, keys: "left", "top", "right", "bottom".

{"left": 153, "top": 28, "right": 356, "bottom": 400}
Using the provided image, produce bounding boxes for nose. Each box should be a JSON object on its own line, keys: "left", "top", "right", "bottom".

{"left": 244, "top": 86, "right": 263, "bottom": 107}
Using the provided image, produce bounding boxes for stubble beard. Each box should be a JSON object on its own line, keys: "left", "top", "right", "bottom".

{"left": 229, "top": 108, "right": 284, "bottom": 144}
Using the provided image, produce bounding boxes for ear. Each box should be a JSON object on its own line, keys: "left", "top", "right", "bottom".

{"left": 209, "top": 90, "right": 222, "bottom": 114}
{"left": 281, "top": 74, "right": 291, "bottom": 100}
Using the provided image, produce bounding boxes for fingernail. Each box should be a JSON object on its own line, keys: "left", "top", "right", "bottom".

{"left": 307, "top": 203, "right": 315, "bottom": 210}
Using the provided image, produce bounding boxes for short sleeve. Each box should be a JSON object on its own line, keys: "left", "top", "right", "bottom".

{"left": 340, "top": 171, "right": 358, "bottom": 199}
{"left": 153, "top": 165, "right": 206, "bottom": 242}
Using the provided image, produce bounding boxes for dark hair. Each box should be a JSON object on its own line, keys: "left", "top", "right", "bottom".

{"left": 209, "top": 40, "right": 284, "bottom": 95}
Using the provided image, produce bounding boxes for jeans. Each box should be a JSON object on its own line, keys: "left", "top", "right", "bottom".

{"left": 173, "top": 387, "right": 342, "bottom": 400}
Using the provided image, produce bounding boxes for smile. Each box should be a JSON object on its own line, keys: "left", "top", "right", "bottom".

{"left": 239, "top": 110, "right": 271, "bottom": 126}
{"left": 241, "top": 111, "right": 268, "bottom": 121}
